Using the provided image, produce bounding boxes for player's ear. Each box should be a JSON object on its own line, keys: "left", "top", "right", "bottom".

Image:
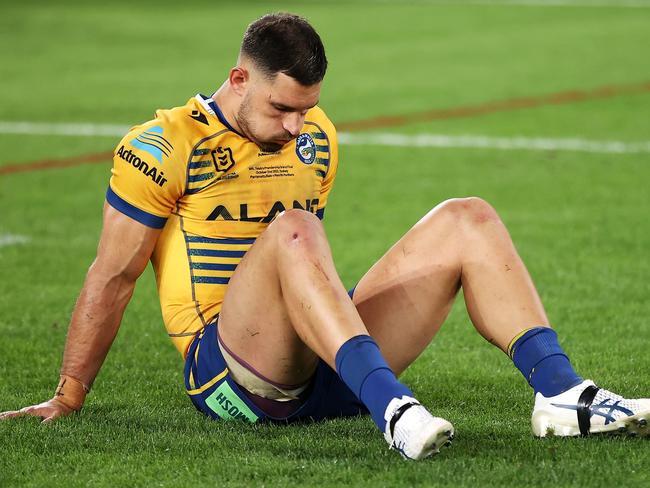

{"left": 229, "top": 66, "right": 249, "bottom": 96}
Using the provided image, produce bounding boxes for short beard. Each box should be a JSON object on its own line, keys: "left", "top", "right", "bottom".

{"left": 236, "top": 95, "right": 284, "bottom": 153}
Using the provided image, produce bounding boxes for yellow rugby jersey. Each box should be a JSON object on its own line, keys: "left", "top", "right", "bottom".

{"left": 107, "top": 94, "right": 338, "bottom": 357}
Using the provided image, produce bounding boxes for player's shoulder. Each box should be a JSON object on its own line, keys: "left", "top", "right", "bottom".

{"left": 304, "top": 105, "right": 337, "bottom": 138}
{"left": 116, "top": 96, "right": 218, "bottom": 164}
{"left": 153, "top": 96, "right": 220, "bottom": 137}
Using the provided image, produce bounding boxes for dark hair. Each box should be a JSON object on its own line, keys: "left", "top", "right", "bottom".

{"left": 240, "top": 13, "right": 327, "bottom": 86}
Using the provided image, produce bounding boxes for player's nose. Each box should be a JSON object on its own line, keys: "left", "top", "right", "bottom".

{"left": 283, "top": 113, "right": 305, "bottom": 138}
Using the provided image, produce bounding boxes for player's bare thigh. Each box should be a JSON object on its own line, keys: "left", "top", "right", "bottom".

{"left": 218, "top": 211, "right": 320, "bottom": 386}
{"left": 352, "top": 196, "right": 547, "bottom": 376}
{"left": 351, "top": 200, "right": 469, "bottom": 375}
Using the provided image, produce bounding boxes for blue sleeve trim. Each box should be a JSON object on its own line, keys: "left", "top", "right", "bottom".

{"left": 316, "top": 208, "right": 325, "bottom": 220}
{"left": 105, "top": 186, "right": 168, "bottom": 229}
{"left": 347, "top": 286, "right": 357, "bottom": 300}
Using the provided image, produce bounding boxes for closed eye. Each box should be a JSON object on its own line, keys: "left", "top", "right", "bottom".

{"left": 271, "top": 103, "right": 295, "bottom": 113}
{"left": 271, "top": 102, "right": 315, "bottom": 115}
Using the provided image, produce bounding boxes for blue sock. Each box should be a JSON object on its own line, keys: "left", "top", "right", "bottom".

{"left": 510, "top": 327, "right": 583, "bottom": 397}
{"left": 335, "top": 335, "right": 412, "bottom": 431}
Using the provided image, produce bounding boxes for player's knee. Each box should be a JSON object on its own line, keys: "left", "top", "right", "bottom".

{"left": 270, "top": 209, "right": 324, "bottom": 250}
{"left": 438, "top": 197, "right": 500, "bottom": 226}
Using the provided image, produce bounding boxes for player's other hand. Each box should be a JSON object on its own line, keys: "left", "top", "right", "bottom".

{"left": 0, "top": 399, "right": 75, "bottom": 423}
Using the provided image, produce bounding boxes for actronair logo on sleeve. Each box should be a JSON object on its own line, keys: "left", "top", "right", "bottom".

{"left": 116, "top": 145, "right": 167, "bottom": 187}
{"left": 131, "top": 125, "right": 172, "bottom": 163}
{"left": 205, "top": 381, "right": 259, "bottom": 422}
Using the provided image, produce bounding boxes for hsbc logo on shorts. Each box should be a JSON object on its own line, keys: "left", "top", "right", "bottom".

{"left": 213, "top": 392, "right": 250, "bottom": 420}
{"left": 205, "top": 382, "right": 258, "bottom": 422}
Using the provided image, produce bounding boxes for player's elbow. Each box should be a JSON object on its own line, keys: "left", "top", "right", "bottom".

{"left": 77, "top": 259, "right": 139, "bottom": 314}
{"left": 86, "top": 256, "right": 141, "bottom": 290}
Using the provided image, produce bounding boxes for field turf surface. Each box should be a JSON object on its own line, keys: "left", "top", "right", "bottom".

{"left": 1, "top": 1, "right": 649, "bottom": 486}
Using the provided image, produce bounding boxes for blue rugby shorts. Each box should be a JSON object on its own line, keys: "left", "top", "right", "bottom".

{"left": 184, "top": 320, "right": 367, "bottom": 423}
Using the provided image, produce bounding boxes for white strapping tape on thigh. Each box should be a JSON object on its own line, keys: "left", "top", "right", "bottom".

{"left": 217, "top": 338, "right": 309, "bottom": 401}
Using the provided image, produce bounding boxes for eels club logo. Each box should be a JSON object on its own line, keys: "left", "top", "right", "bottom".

{"left": 295, "top": 133, "right": 316, "bottom": 165}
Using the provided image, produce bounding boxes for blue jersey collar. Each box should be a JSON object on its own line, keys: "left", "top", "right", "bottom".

{"left": 197, "top": 93, "right": 244, "bottom": 137}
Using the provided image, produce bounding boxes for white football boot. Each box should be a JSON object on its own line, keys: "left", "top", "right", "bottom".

{"left": 383, "top": 396, "right": 454, "bottom": 460}
{"left": 532, "top": 380, "right": 650, "bottom": 437}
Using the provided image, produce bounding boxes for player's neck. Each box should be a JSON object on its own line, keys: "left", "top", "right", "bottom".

{"left": 212, "top": 83, "right": 244, "bottom": 135}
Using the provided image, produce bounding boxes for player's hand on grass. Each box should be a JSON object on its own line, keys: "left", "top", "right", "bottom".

{"left": 0, "top": 398, "right": 75, "bottom": 423}
{"left": 0, "top": 376, "right": 87, "bottom": 423}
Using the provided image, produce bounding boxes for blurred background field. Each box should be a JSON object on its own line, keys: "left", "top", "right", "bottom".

{"left": 1, "top": 1, "right": 649, "bottom": 486}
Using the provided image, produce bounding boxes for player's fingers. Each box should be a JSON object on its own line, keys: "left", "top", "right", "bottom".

{"left": 41, "top": 415, "right": 56, "bottom": 424}
{"left": 16, "top": 405, "right": 49, "bottom": 419}
{"left": 19, "top": 406, "right": 40, "bottom": 416}
{"left": 0, "top": 410, "right": 25, "bottom": 420}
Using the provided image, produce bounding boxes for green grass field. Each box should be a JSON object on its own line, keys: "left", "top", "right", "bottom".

{"left": 1, "top": 0, "right": 649, "bottom": 486}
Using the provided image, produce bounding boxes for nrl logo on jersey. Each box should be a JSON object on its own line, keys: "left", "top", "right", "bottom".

{"left": 295, "top": 133, "right": 316, "bottom": 165}
{"left": 211, "top": 146, "right": 235, "bottom": 172}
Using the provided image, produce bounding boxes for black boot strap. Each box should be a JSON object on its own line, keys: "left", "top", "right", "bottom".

{"left": 577, "top": 385, "right": 600, "bottom": 436}
{"left": 389, "top": 401, "right": 419, "bottom": 440}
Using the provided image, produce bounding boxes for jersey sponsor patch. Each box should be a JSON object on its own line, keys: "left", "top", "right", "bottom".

{"left": 116, "top": 145, "right": 167, "bottom": 187}
{"left": 205, "top": 381, "right": 259, "bottom": 422}
{"left": 295, "top": 133, "right": 316, "bottom": 164}
{"left": 206, "top": 198, "right": 320, "bottom": 222}
{"left": 130, "top": 125, "right": 172, "bottom": 163}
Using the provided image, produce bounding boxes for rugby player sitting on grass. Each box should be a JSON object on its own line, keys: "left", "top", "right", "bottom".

{"left": 2, "top": 12, "right": 648, "bottom": 460}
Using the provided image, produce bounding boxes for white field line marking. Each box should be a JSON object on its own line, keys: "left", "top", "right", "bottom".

{"left": 340, "top": 133, "right": 650, "bottom": 154}
{"left": 2, "top": 121, "right": 650, "bottom": 154}
{"left": 0, "top": 234, "right": 30, "bottom": 248}
{"left": 0, "top": 121, "right": 131, "bottom": 137}
{"left": 361, "top": 0, "right": 650, "bottom": 8}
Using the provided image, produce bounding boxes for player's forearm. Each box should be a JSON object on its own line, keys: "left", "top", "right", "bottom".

{"left": 60, "top": 261, "right": 137, "bottom": 389}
